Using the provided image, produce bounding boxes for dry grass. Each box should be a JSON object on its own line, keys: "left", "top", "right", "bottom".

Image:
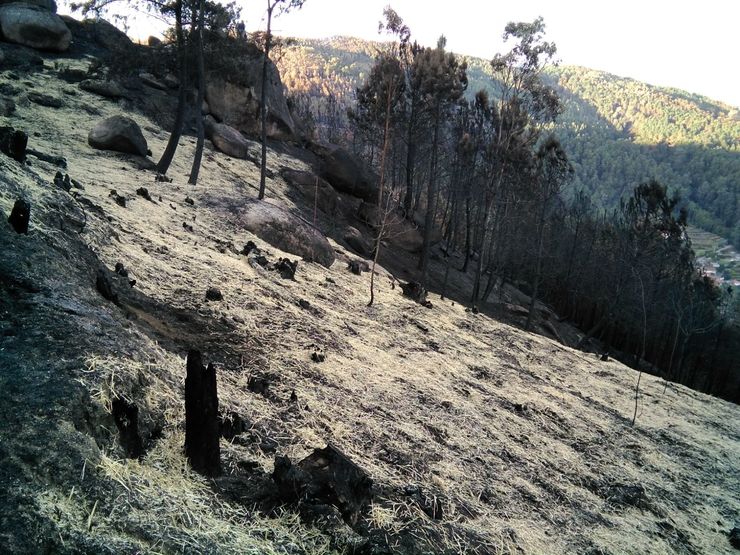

{"left": 93, "top": 436, "right": 334, "bottom": 554}
{"left": 34, "top": 434, "right": 336, "bottom": 554}
{"left": 2, "top": 53, "right": 739, "bottom": 554}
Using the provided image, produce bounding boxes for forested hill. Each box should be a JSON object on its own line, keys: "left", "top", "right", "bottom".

{"left": 276, "top": 36, "right": 740, "bottom": 248}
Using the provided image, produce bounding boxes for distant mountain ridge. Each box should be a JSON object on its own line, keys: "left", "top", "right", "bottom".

{"left": 276, "top": 36, "right": 740, "bottom": 248}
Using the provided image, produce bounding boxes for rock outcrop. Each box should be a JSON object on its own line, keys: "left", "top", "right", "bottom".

{"left": 343, "top": 226, "right": 373, "bottom": 257}
{"left": 139, "top": 72, "right": 167, "bottom": 91}
{"left": 80, "top": 79, "right": 126, "bottom": 99}
{"left": 60, "top": 15, "right": 132, "bottom": 52}
{"left": 204, "top": 115, "right": 251, "bottom": 159}
{"left": 238, "top": 200, "right": 335, "bottom": 268}
{"left": 388, "top": 221, "right": 424, "bottom": 253}
{"left": 281, "top": 169, "right": 339, "bottom": 216}
{"left": 353, "top": 202, "right": 424, "bottom": 253}
{"left": 0, "top": 0, "right": 57, "bottom": 11}
{"left": 88, "top": 115, "right": 148, "bottom": 156}
{"left": 0, "top": 97, "right": 14, "bottom": 117}
{"left": 320, "top": 146, "right": 378, "bottom": 202}
{"left": 0, "top": 3, "right": 71, "bottom": 52}
{"left": 205, "top": 44, "right": 295, "bottom": 140}
{"left": 356, "top": 200, "right": 381, "bottom": 227}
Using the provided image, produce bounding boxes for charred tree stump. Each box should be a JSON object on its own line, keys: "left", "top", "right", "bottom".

{"left": 274, "top": 258, "right": 298, "bottom": 280}
{"left": 219, "top": 410, "right": 248, "bottom": 440}
{"left": 0, "top": 126, "right": 27, "bottom": 162}
{"left": 7, "top": 199, "right": 30, "bottom": 234}
{"left": 400, "top": 280, "right": 432, "bottom": 307}
{"left": 111, "top": 398, "right": 143, "bottom": 459}
{"left": 95, "top": 268, "right": 118, "bottom": 303}
{"left": 185, "top": 350, "right": 220, "bottom": 476}
{"left": 273, "top": 444, "right": 372, "bottom": 526}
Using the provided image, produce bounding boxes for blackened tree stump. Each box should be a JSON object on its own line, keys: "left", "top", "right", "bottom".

{"left": 7, "top": 199, "right": 30, "bottom": 234}
{"left": 272, "top": 444, "right": 372, "bottom": 526}
{"left": 185, "top": 350, "right": 220, "bottom": 476}
{"left": 95, "top": 268, "right": 118, "bottom": 303}
{"left": 400, "top": 281, "right": 427, "bottom": 303}
{"left": 0, "top": 126, "right": 27, "bottom": 162}
{"left": 274, "top": 258, "right": 298, "bottom": 280}
{"left": 205, "top": 287, "right": 223, "bottom": 301}
{"left": 111, "top": 398, "right": 143, "bottom": 459}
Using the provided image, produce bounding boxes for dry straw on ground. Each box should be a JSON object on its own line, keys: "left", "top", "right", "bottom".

{"left": 1, "top": 51, "right": 738, "bottom": 554}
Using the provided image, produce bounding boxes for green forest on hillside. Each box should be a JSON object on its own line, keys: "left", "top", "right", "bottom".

{"left": 277, "top": 37, "right": 740, "bottom": 248}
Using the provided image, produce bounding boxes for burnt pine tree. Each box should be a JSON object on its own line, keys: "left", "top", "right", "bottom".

{"left": 415, "top": 36, "right": 467, "bottom": 287}
{"left": 524, "top": 136, "right": 573, "bottom": 330}
{"left": 359, "top": 54, "right": 405, "bottom": 305}
{"left": 187, "top": 0, "right": 206, "bottom": 184}
{"left": 377, "top": 7, "right": 420, "bottom": 217}
{"left": 471, "top": 17, "right": 560, "bottom": 308}
{"left": 157, "top": 0, "right": 188, "bottom": 176}
{"left": 352, "top": 7, "right": 412, "bottom": 305}
{"left": 460, "top": 91, "right": 495, "bottom": 273}
{"left": 257, "top": 0, "right": 307, "bottom": 200}
{"left": 367, "top": 57, "right": 403, "bottom": 306}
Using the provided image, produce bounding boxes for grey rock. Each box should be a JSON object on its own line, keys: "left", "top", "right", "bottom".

{"left": 0, "top": 0, "right": 57, "bottom": 12}
{"left": 88, "top": 115, "right": 148, "bottom": 156}
{"left": 238, "top": 200, "right": 335, "bottom": 268}
{"left": 321, "top": 146, "right": 378, "bottom": 202}
{"left": 343, "top": 226, "right": 373, "bottom": 257}
{"left": 27, "top": 91, "right": 61, "bottom": 108}
{"left": 139, "top": 72, "right": 167, "bottom": 91}
{"left": 163, "top": 73, "right": 179, "bottom": 89}
{"left": 81, "top": 16, "right": 131, "bottom": 51}
{"left": 0, "top": 3, "right": 71, "bottom": 51}
{"left": 357, "top": 200, "right": 382, "bottom": 227}
{"left": 0, "top": 97, "right": 15, "bottom": 117}
{"left": 205, "top": 44, "right": 294, "bottom": 140}
{"left": 79, "top": 79, "right": 126, "bottom": 99}
{"left": 729, "top": 526, "right": 740, "bottom": 549}
{"left": 204, "top": 115, "right": 250, "bottom": 159}
{"left": 281, "top": 168, "right": 338, "bottom": 216}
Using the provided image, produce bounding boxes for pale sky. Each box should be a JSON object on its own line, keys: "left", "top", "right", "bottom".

{"left": 61, "top": 0, "right": 740, "bottom": 107}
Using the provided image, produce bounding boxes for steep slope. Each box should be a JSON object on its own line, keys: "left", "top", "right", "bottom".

{"left": 277, "top": 37, "right": 740, "bottom": 249}
{"left": 1, "top": 43, "right": 739, "bottom": 555}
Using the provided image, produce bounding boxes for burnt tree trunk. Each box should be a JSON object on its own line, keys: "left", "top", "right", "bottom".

{"left": 418, "top": 101, "right": 442, "bottom": 287}
{"left": 156, "top": 0, "right": 186, "bottom": 176}
{"left": 185, "top": 350, "right": 220, "bottom": 476}
{"left": 258, "top": 4, "right": 275, "bottom": 200}
{"left": 0, "top": 126, "right": 27, "bottom": 162}
{"left": 188, "top": 0, "right": 206, "bottom": 185}
{"left": 461, "top": 196, "right": 472, "bottom": 272}
{"left": 8, "top": 199, "right": 30, "bottom": 234}
{"left": 112, "top": 398, "right": 143, "bottom": 459}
